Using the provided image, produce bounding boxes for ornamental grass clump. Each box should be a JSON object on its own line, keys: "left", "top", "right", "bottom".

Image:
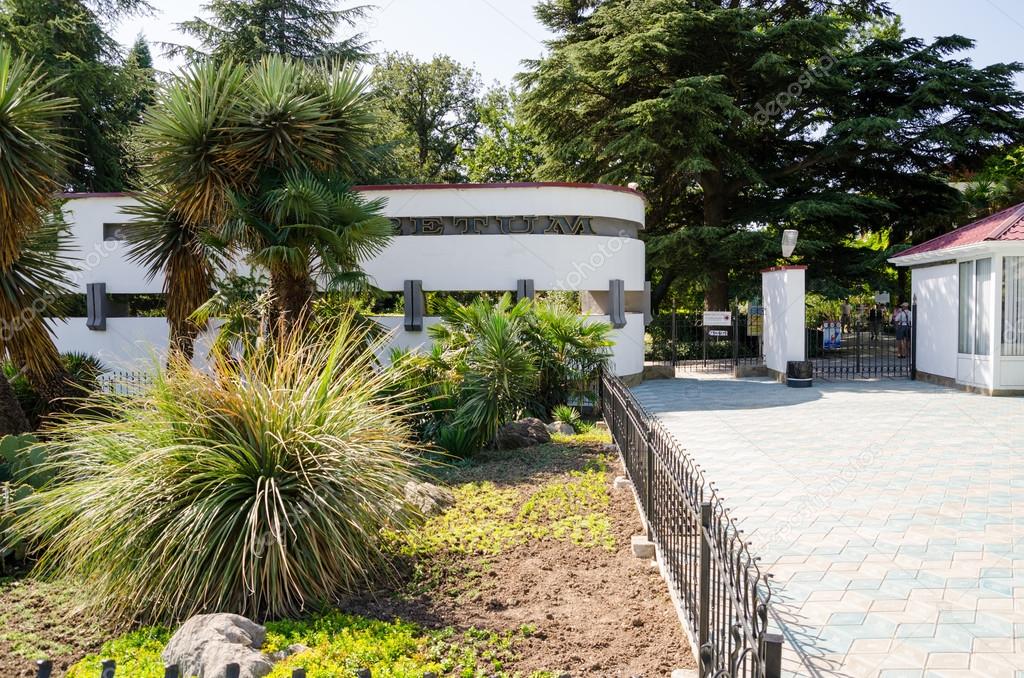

{"left": 13, "top": 316, "right": 424, "bottom": 625}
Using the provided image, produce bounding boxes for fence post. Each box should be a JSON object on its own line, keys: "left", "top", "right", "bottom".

{"left": 765, "top": 632, "right": 784, "bottom": 678}
{"left": 225, "top": 664, "right": 240, "bottom": 678}
{"left": 292, "top": 670, "right": 307, "bottom": 678}
{"left": 698, "top": 502, "right": 712, "bottom": 664}
{"left": 670, "top": 306, "right": 678, "bottom": 366}
{"left": 911, "top": 301, "right": 918, "bottom": 380}
{"left": 356, "top": 669, "right": 372, "bottom": 678}
{"left": 163, "top": 667, "right": 179, "bottom": 678}
{"left": 100, "top": 659, "right": 115, "bottom": 677}
{"left": 644, "top": 420, "right": 654, "bottom": 534}
{"left": 35, "top": 660, "right": 52, "bottom": 678}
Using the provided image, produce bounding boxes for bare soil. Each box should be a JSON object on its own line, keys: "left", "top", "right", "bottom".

{"left": 349, "top": 441, "right": 697, "bottom": 677}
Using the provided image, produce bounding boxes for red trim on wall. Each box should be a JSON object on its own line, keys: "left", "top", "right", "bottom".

{"left": 353, "top": 181, "right": 645, "bottom": 197}
{"left": 760, "top": 265, "right": 808, "bottom": 273}
{"left": 62, "top": 182, "right": 647, "bottom": 200}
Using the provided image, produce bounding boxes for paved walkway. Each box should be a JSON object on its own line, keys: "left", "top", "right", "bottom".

{"left": 632, "top": 375, "right": 1024, "bottom": 678}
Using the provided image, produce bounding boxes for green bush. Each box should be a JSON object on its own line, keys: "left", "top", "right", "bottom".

{"left": 401, "top": 294, "right": 612, "bottom": 455}
{"left": 2, "top": 353, "right": 105, "bottom": 428}
{"left": 551, "top": 404, "right": 582, "bottom": 432}
{"left": 12, "top": 316, "right": 426, "bottom": 624}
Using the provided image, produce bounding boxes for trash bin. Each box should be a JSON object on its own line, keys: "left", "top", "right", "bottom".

{"left": 786, "top": 360, "right": 812, "bottom": 388}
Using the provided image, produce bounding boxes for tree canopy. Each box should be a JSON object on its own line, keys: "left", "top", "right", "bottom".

{"left": 520, "top": 0, "right": 1024, "bottom": 308}
{"left": 167, "top": 0, "right": 371, "bottom": 63}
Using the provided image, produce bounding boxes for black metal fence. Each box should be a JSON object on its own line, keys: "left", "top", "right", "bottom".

{"left": 97, "top": 370, "right": 157, "bottom": 395}
{"left": 31, "top": 659, "right": 421, "bottom": 678}
{"left": 599, "top": 370, "right": 780, "bottom": 678}
{"left": 647, "top": 309, "right": 764, "bottom": 373}
{"left": 806, "top": 305, "right": 916, "bottom": 380}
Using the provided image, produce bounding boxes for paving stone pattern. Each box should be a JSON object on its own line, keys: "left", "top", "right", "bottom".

{"left": 632, "top": 375, "right": 1024, "bottom": 678}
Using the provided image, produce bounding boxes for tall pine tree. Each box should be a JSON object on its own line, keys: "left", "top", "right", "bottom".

{"left": 521, "top": 1, "right": 1024, "bottom": 309}
{"left": 167, "top": 0, "right": 371, "bottom": 63}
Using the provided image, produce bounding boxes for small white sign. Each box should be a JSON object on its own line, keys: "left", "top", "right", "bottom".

{"left": 708, "top": 329, "right": 729, "bottom": 338}
{"left": 703, "top": 311, "right": 732, "bottom": 326}
{"left": 874, "top": 292, "right": 891, "bottom": 304}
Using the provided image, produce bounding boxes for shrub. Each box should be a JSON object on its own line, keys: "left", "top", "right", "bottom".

{"left": 12, "top": 316, "right": 425, "bottom": 624}
{"left": 408, "top": 295, "right": 611, "bottom": 455}
{"left": 2, "top": 353, "right": 105, "bottom": 428}
{"left": 551, "top": 404, "right": 582, "bottom": 432}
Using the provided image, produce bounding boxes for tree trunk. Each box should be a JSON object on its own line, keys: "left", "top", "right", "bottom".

{"left": 701, "top": 173, "right": 730, "bottom": 310}
{"left": 0, "top": 372, "right": 30, "bottom": 435}
{"left": 270, "top": 265, "right": 315, "bottom": 335}
{"left": 896, "top": 266, "right": 909, "bottom": 305}
{"left": 650, "top": 271, "right": 677, "bottom": 315}
{"left": 704, "top": 268, "right": 730, "bottom": 311}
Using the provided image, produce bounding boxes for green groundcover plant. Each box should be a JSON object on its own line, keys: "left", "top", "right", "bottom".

{"left": 67, "top": 613, "right": 556, "bottom": 678}
{"left": 12, "top": 314, "right": 425, "bottom": 625}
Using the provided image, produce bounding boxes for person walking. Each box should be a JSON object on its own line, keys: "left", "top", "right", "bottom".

{"left": 894, "top": 301, "right": 912, "bottom": 359}
{"left": 869, "top": 303, "right": 883, "bottom": 341}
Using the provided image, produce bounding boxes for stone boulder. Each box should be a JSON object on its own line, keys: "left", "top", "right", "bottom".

{"left": 494, "top": 418, "right": 551, "bottom": 450}
{"left": 546, "top": 421, "right": 575, "bottom": 435}
{"left": 405, "top": 480, "right": 456, "bottom": 516}
{"left": 162, "top": 613, "right": 274, "bottom": 678}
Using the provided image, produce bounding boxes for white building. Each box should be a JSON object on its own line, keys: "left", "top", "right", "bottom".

{"left": 57, "top": 182, "right": 649, "bottom": 379}
{"left": 889, "top": 203, "right": 1024, "bottom": 395}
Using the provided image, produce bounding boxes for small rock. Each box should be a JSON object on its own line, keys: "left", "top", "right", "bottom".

{"left": 546, "top": 421, "right": 575, "bottom": 435}
{"left": 404, "top": 480, "right": 455, "bottom": 516}
{"left": 671, "top": 670, "right": 699, "bottom": 678}
{"left": 162, "top": 613, "right": 273, "bottom": 678}
{"left": 630, "top": 534, "right": 656, "bottom": 559}
{"left": 494, "top": 418, "right": 551, "bottom": 450}
{"left": 594, "top": 420, "right": 609, "bottom": 431}
{"left": 612, "top": 476, "right": 631, "bottom": 490}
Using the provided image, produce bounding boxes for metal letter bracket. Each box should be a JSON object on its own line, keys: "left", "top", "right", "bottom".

{"left": 86, "top": 282, "right": 107, "bottom": 331}
{"left": 403, "top": 280, "right": 424, "bottom": 331}
{"left": 516, "top": 279, "right": 535, "bottom": 302}
{"left": 609, "top": 279, "right": 626, "bottom": 328}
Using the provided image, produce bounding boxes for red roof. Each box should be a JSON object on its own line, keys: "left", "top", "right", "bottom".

{"left": 896, "top": 202, "right": 1024, "bottom": 258}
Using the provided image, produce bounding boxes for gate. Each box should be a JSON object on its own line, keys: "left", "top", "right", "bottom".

{"left": 806, "top": 302, "right": 915, "bottom": 379}
{"left": 647, "top": 307, "right": 764, "bottom": 373}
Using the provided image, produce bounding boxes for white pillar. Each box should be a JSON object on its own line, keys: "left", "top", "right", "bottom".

{"left": 761, "top": 266, "right": 807, "bottom": 376}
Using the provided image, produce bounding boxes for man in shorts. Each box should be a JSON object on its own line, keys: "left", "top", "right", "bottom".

{"left": 894, "top": 302, "right": 912, "bottom": 359}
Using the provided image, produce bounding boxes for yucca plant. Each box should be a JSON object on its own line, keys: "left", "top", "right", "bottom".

{"left": 137, "top": 56, "right": 389, "bottom": 337}
{"left": 551, "top": 404, "right": 583, "bottom": 433}
{"left": 0, "top": 45, "right": 78, "bottom": 427}
{"left": 13, "top": 313, "right": 425, "bottom": 624}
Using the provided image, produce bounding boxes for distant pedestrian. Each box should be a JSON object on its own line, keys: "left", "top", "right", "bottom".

{"left": 868, "top": 303, "right": 883, "bottom": 341}
{"left": 894, "top": 302, "right": 912, "bottom": 358}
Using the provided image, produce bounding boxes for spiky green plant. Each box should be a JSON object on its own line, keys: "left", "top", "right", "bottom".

{"left": 13, "top": 314, "right": 425, "bottom": 624}
{"left": 551, "top": 404, "right": 582, "bottom": 432}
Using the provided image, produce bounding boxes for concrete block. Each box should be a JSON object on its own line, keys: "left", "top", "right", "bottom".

{"left": 671, "top": 670, "right": 699, "bottom": 678}
{"left": 631, "top": 534, "right": 656, "bottom": 559}
{"left": 613, "top": 476, "right": 631, "bottom": 490}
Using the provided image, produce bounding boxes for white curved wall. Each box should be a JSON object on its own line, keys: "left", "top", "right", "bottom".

{"left": 57, "top": 184, "right": 647, "bottom": 377}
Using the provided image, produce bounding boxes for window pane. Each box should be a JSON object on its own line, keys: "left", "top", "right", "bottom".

{"left": 1004, "top": 256, "right": 1024, "bottom": 356}
{"left": 959, "top": 261, "right": 973, "bottom": 354}
{"left": 975, "top": 258, "right": 992, "bottom": 356}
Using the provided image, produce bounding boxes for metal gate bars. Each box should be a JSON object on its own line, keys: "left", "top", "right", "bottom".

{"left": 806, "top": 303, "right": 916, "bottom": 379}
{"left": 599, "top": 370, "right": 782, "bottom": 678}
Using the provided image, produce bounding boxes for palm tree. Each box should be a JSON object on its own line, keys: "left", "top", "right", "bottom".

{"left": 122, "top": 190, "right": 226, "bottom": 360}
{"left": 138, "top": 56, "right": 389, "bottom": 335}
{"left": 0, "top": 45, "right": 77, "bottom": 431}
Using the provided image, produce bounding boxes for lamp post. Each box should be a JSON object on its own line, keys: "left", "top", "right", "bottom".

{"left": 781, "top": 229, "right": 799, "bottom": 258}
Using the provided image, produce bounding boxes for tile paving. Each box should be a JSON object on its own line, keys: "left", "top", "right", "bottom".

{"left": 631, "top": 374, "right": 1024, "bottom": 677}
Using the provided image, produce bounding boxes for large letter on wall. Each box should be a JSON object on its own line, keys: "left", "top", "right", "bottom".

{"left": 404, "top": 279, "right": 424, "bottom": 331}
{"left": 86, "top": 282, "right": 106, "bottom": 331}
{"left": 609, "top": 279, "right": 626, "bottom": 328}
{"left": 761, "top": 266, "right": 806, "bottom": 376}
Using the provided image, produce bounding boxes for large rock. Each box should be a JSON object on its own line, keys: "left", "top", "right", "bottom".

{"left": 494, "top": 418, "right": 551, "bottom": 450}
{"left": 405, "top": 480, "right": 456, "bottom": 516}
{"left": 162, "top": 614, "right": 274, "bottom": 678}
{"left": 546, "top": 421, "right": 575, "bottom": 435}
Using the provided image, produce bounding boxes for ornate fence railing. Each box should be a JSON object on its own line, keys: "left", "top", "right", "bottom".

{"left": 599, "top": 370, "right": 781, "bottom": 678}
{"left": 31, "top": 659, "right": 411, "bottom": 677}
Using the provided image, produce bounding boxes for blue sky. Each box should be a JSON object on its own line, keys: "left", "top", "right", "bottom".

{"left": 114, "top": 0, "right": 1024, "bottom": 87}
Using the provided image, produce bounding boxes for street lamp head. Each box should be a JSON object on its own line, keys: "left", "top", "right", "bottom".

{"left": 781, "top": 229, "right": 799, "bottom": 258}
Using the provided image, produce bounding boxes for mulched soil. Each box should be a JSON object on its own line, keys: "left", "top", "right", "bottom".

{"left": 0, "top": 437, "right": 696, "bottom": 677}
{"left": 348, "top": 441, "right": 697, "bottom": 677}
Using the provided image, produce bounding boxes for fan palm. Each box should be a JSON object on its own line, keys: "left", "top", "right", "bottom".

{"left": 0, "top": 45, "right": 77, "bottom": 429}
{"left": 138, "top": 56, "right": 387, "bottom": 336}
